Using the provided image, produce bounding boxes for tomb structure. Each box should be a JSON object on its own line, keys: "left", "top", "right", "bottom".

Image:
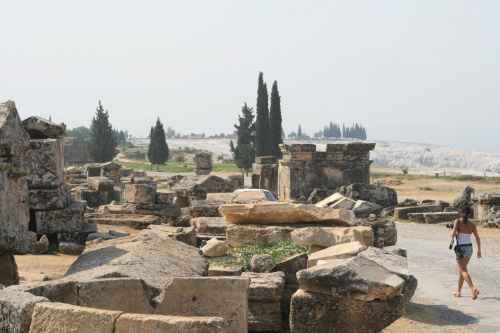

{"left": 195, "top": 152, "right": 212, "bottom": 175}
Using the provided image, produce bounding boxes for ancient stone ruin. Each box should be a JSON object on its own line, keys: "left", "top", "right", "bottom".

{"left": 472, "top": 192, "right": 500, "bottom": 228}
{"left": 195, "top": 151, "right": 212, "bottom": 175}
{"left": 252, "top": 156, "right": 279, "bottom": 198}
{"left": 277, "top": 143, "right": 376, "bottom": 202}
{"left": 63, "top": 136, "right": 90, "bottom": 164}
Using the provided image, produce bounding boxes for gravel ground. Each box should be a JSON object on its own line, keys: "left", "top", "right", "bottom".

{"left": 384, "top": 222, "right": 500, "bottom": 332}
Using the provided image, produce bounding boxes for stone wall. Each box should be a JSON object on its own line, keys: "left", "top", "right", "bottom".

{"left": 252, "top": 156, "right": 279, "bottom": 198}
{"left": 278, "top": 143, "right": 376, "bottom": 202}
{"left": 195, "top": 152, "right": 212, "bottom": 175}
{"left": 63, "top": 137, "right": 90, "bottom": 164}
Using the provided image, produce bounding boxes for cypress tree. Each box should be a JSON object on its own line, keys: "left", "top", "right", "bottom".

{"left": 255, "top": 72, "right": 270, "bottom": 157}
{"left": 147, "top": 118, "right": 170, "bottom": 171}
{"left": 269, "top": 80, "right": 283, "bottom": 158}
{"left": 230, "top": 103, "right": 256, "bottom": 176}
{"left": 297, "top": 125, "right": 302, "bottom": 139}
{"left": 87, "top": 101, "right": 117, "bottom": 162}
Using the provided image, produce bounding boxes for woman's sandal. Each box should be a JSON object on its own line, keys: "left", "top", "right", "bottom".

{"left": 453, "top": 291, "right": 461, "bottom": 297}
{"left": 472, "top": 288, "right": 479, "bottom": 300}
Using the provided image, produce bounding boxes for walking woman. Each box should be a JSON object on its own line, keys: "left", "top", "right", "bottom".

{"left": 451, "top": 206, "right": 481, "bottom": 299}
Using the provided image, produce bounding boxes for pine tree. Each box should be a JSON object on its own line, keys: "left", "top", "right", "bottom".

{"left": 297, "top": 125, "right": 302, "bottom": 139}
{"left": 147, "top": 118, "right": 170, "bottom": 171}
{"left": 230, "top": 103, "right": 256, "bottom": 176}
{"left": 255, "top": 72, "right": 270, "bottom": 157}
{"left": 87, "top": 101, "right": 117, "bottom": 162}
{"left": 269, "top": 80, "right": 283, "bottom": 158}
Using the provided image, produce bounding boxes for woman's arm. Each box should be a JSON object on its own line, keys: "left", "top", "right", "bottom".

{"left": 472, "top": 224, "right": 481, "bottom": 258}
{"left": 451, "top": 219, "right": 458, "bottom": 238}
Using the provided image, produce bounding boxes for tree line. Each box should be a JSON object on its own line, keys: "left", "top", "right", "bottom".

{"left": 287, "top": 122, "right": 368, "bottom": 140}
{"left": 230, "top": 72, "right": 283, "bottom": 175}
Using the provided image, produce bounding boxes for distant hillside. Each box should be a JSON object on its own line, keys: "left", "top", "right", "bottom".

{"left": 131, "top": 138, "right": 500, "bottom": 174}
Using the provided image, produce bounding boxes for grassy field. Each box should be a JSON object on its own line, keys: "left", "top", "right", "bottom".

{"left": 115, "top": 160, "right": 243, "bottom": 173}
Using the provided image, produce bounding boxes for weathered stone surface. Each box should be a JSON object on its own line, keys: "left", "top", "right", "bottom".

{"left": 199, "top": 238, "right": 229, "bottom": 257}
{"left": 0, "top": 290, "right": 49, "bottom": 333}
{"left": 85, "top": 213, "right": 161, "bottom": 229}
{"left": 29, "top": 302, "right": 121, "bottom": 333}
{"left": 59, "top": 242, "right": 85, "bottom": 255}
{"left": 154, "top": 277, "right": 250, "bottom": 333}
{"left": 307, "top": 188, "right": 337, "bottom": 204}
{"left": 424, "top": 212, "right": 461, "bottom": 224}
{"left": 64, "top": 136, "right": 90, "bottom": 163}
{"left": 353, "top": 219, "right": 397, "bottom": 248}
{"left": 25, "top": 139, "right": 64, "bottom": 189}
{"left": 22, "top": 116, "right": 65, "bottom": 139}
{"left": 73, "top": 186, "right": 121, "bottom": 208}
{"left": 115, "top": 313, "right": 224, "bottom": 333}
{"left": 242, "top": 272, "right": 285, "bottom": 302}
{"left": 208, "top": 265, "right": 243, "bottom": 277}
{"left": 298, "top": 256, "right": 405, "bottom": 301}
{"left": 307, "top": 241, "right": 367, "bottom": 267}
{"left": 357, "top": 246, "right": 409, "bottom": 280}
{"left": 0, "top": 231, "right": 36, "bottom": 255}
{"left": 88, "top": 176, "right": 115, "bottom": 191}
{"left": 206, "top": 192, "right": 236, "bottom": 202}
{"left": 194, "top": 217, "right": 229, "bottom": 235}
{"left": 6, "top": 280, "right": 78, "bottom": 305}
{"left": 290, "top": 276, "right": 417, "bottom": 333}
{"left": 124, "top": 184, "right": 157, "bottom": 204}
{"left": 156, "top": 189, "right": 175, "bottom": 204}
{"left": 122, "top": 203, "right": 182, "bottom": 218}
{"left": 63, "top": 227, "right": 208, "bottom": 296}
{"left": 248, "top": 302, "right": 282, "bottom": 332}
{"left": 339, "top": 183, "right": 398, "bottom": 208}
{"left": 147, "top": 224, "right": 197, "bottom": 247}
{"left": 0, "top": 255, "right": 19, "bottom": 287}
{"left": 315, "top": 193, "right": 354, "bottom": 209}
{"left": 35, "top": 200, "right": 85, "bottom": 235}
{"left": 270, "top": 253, "right": 308, "bottom": 285}
{"left": 353, "top": 200, "right": 383, "bottom": 218}
{"left": 219, "top": 202, "right": 353, "bottom": 226}
{"left": 471, "top": 192, "right": 500, "bottom": 226}
{"left": 31, "top": 235, "right": 49, "bottom": 254}
{"left": 171, "top": 175, "right": 239, "bottom": 205}
{"left": 291, "top": 226, "right": 371, "bottom": 248}
{"left": 394, "top": 204, "right": 443, "bottom": 220}
{"left": 408, "top": 213, "right": 426, "bottom": 223}
{"left": 78, "top": 278, "right": 154, "bottom": 314}
{"left": 195, "top": 151, "right": 213, "bottom": 175}
{"left": 190, "top": 199, "right": 224, "bottom": 217}
{"left": 250, "top": 254, "right": 274, "bottom": 273}
{"left": 28, "top": 187, "right": 71, "bottom": 210}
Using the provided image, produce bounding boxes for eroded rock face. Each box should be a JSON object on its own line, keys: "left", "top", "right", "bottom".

{"left": 250, "top": 254, "right": 274, "bottom": 273}
{"left": 0, "top": 289, "right": 49, "bottom": 333}
{"left": 291, "top": 226, "right": 372, "bottom": 248}
{"left": 24, "top": 139, "right": 64, "bottom": 189}
{"left": 195, "top": 152, "right": 212, "bottom": 175}
{"left": 451, "top": 186, "right": 475, "bottom": 210}
{"left": 339, "top": 183, "right": 398, "bottom": 208}
{"left": 0, "top": 255, "right": 19, "bottom": 287}
{"left": 0, "top": 101, "right": 35, "bottom": 255}
{"left": 307, "top": 241, "right": 367, "bottom": 267}
{"left": 353, "top": 200, "right": 383, "bottom": 218}
{"left": 21, "top": 116, "right": 65, "bottom": 139}
{"left": 219, "top": 202, "right": 354, "bottom": 226}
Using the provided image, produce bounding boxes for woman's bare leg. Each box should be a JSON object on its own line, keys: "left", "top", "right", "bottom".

{"left": 456, "top": 258, "right": 474, "bottom": 291}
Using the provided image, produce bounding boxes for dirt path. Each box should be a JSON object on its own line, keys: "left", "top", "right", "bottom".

{"left": 384, "top": 223, "right": 500, "bottom": 332}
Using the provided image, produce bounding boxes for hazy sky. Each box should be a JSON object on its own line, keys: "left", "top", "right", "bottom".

{"left": 2, "top": 1, "right": 499, "bottom": 152}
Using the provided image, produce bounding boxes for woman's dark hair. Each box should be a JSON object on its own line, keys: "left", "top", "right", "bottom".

{"left": 461, "top": 206, "right": 471, "bottom": 223}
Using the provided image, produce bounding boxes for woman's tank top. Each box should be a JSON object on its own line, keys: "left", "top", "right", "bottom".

{"left": 457, "top": 232, "right": 471, "bottom": 245}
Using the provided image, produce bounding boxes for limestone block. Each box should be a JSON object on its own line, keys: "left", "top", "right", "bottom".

{"left": 25, "top": 139, "right": 64, "bottom": 189}
{"left": 353, "top": 200, "right": 383, "bottom": 218}
{"left": 0, "top": 290, "right": 49, "bottom": 333}
{"left": 219, "top": 202, "right": 354, "bottom": 226}
{"left": 29, "top": 302, "right": 121, "bottom": 333}
{"left": 408, "top": 213, "right": 426, "bottom": 223}
{"left": 354, "top": 219, "right": 397, "bottom": 248}
{"left": 290, "top": 276, "right": 418, "bottom": 333}
{"left": 0, "top": 101, "right": 31, "bottom": 157}
{"left": 154, "top": 277, "right": 250, "bottom": 333}
{"left": 298, "top": 256, "right": 405, "bottom": 301}
{"left": 114, "top": 313, "right": 224, "bottom": 333}
{"left": 22, "top": 116, "right": 65, "bottom": 139}
{"left": 156, "top": 189, "right": 175, "bottom": 204}
{"left": 194, "top": 217, "right": 229, "bottom": 235}
{"left": 384, "top": 221, "right": 397, "bottom": 246}
{"left": 124, "top": 184, "right": 157, "bottom": 204}
{"left": 357, "top": 247, "right": 409, "bottom": 280}
{"left": 0, "top": 255, "right": 19, "bottom": 286}
{"left": 206, "top": 192, "right": 236, "bottom": 202}
{"left": 147, "top": 224, "right": 197, "bottom": 247}
{"left": 308, "top": 241, "right": 367, "bottom": 268}
{"left": 242, "top": 272, "right": 285, "bottom": 302}
{"left": 31, "top": 235, "right": 49, "bottom": 254}
{"left": 270, "top": 253, "right": 308, "bottom": 285}
{"left": 248, "top": 302, "right": 282, "bottom": 332}
{"left": 0, "top": 231, "right": 36, "bottom": 255}
{"left": 122, "top": 203, "right": 181, "bottom": 218}
{"left": 451, "top": 186, "right": 475, "bottom": 209}
{"left": 208, "top": 265, "right": 243, "bottom": 276}
{"left": 339, "top": 183, "right": 398, "bottom": 208}
{"left": 250, "top": 254, "right": 274, "bottom": 273}
{"left": 78, "top": 278, "right": 154, "bottom": 314}
{"left": 190, "top": 199, "right": 224, "bottom": 217}
{"left": 35, "top": 200, "right": 85, "bottom": 235}
{"left": 60, "top": 229, "right": 94, "bottom": 245}
{"left": 199, "top": 238, "right": 229, "bottom": 257}
{"left": 84, "top": 213, "right": 160, "bottom": 229}
{"left": 315, "top": 193, "right": 354, "bottom": 209}
{"left": 291, "top": 226, "right": 368, "bottom": 248}
{"left": 424, "top": 212, "right": 461, "bottom": 224}
{"left": 28, "top": 187, "right": 71, "bottom": 210}
{"left": 232, "top": 190, "right": 268, "bottom": 203}
{"left": 393, "top": 204, "right": 443, "bottom": 220}
{"left": 64, "top": 137, "right": 90, "bottom": 163}
{"left": 226, "top": 224, "right": 296, "bottom": 248}
{"left": 88, "top": 176, "right": 115, "bottom": 191}
{"left": 59, "top": 242, "right": 85, "bottom": 255}
{"left": 6, "top": 280, "right": 78, "bottom": 305}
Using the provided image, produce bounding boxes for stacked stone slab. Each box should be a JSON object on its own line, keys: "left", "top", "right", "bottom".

{"left": 72, "top": 162, "right": 122, "bottom": 208}
{"left": 22, "top": 116, "right": 86, "bottom": 251}
{"left": 0, "top": 101, "right": 36, "bottom": 258}
{"left": 195, "top": 151, "right": 212, "bottom": 175}
{"left": 252, "top": 156, "right": 279, "bottom": 199}
{"left": 278, "top": 143, "right": 376, "bottom": 202}
{"left": 472, "top": 192, "right": 500, "bottom": 227}
{"left": 63, "top": 136, "right": 90, "bottom": 164}
{"left": 339, "top": 183, "right": 398, "bottom": 208}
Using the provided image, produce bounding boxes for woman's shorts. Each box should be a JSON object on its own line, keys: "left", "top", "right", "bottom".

{"left": 456, "top": 245, "right": 473, "bottom": 259}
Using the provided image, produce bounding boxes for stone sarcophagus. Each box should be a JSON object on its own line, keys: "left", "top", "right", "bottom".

{"left": 278, "top": 143, "right": 376, "bottom": 202}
